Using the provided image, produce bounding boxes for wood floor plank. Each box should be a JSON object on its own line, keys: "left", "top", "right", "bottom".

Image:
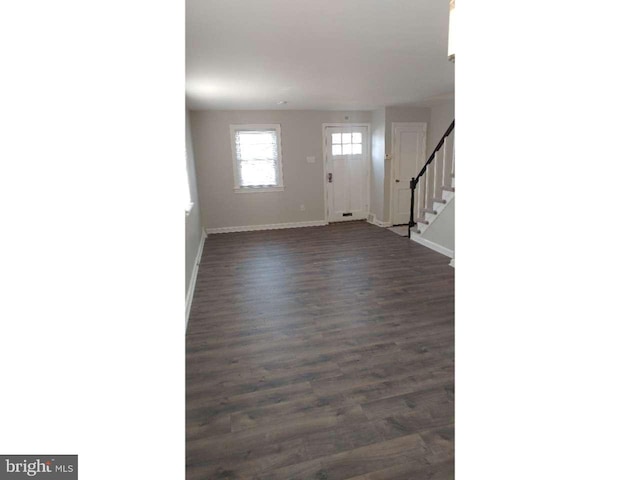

{"left": 360, "top": 385, "right": 453, "bottom": 421}
{"left": 345, "top": 459, "right": 454, "bottom": 480}
{"left": 255, "top": 434, "right": 430, "bottom": 480}
{"left": 187, "top": 404, "right": 368, "bottom": 466}
{"left": 186, "top": 221, "right": 454, "bottom": 479}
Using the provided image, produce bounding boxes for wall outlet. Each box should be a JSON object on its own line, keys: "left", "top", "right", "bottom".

{"left": 299, "top": 204, "right": 305, "bottom": 211}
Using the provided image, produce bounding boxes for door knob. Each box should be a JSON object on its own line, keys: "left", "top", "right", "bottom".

{"left": 395, "top": 179, "right": 400, "bottom": 183}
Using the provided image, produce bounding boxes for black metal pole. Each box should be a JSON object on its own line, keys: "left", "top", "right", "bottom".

{"left": 408, "top": 177, "right": 415, "bottom": 238}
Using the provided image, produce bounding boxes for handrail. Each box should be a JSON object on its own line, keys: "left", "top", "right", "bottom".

{"left": 408, "top": 119, "right": 455, "bottom": 237}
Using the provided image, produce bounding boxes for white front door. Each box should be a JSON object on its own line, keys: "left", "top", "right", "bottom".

{"left": 325, "top": 125, "right": 369, "bottom": 222}
{"left": 391, "top": 123, "right": 427, "bottom": 225}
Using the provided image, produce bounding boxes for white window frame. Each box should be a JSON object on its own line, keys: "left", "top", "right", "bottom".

{"left": 229, "top": 124, "right": 285, "bottom": 193}
{"left": 184, "top": 149, "right": 194, "bottom": 215}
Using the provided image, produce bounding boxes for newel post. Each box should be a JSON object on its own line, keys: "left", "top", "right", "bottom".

{"left": 409, "top": 177, "right": 416, "bottom": 238}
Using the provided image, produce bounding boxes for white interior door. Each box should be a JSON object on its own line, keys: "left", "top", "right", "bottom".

{"left": 391, "top": 123, "right": 427, "bottom": 225}
{"left": 325, "top": 126, "right": 369, "bottom": 222}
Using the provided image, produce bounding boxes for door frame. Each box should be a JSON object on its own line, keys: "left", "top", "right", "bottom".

{"left": 389, "top": 122, "right": 427, "bottom": 225}
{"left": 321, "top": 123, "right": 371, "bottom": 223}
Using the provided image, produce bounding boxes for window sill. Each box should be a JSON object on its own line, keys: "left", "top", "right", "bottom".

{"left": 234, "top": 186, "right": 285, "bottom": 194}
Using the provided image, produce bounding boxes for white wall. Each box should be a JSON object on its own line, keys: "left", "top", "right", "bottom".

{"left": 370, "top": 108, "right": 386, "bottom": 222}
{"left": 189, "top": 110, "right": 372, "bottom": 229}
{"left": 185, "top": 111, "right": 203, "bottom": 296}
{"left": 426, "top": 99, "right": 455, "bottom": 156}
{"left": 188, "top": 102, "right": 453, "bottom": 232}
{"left": 423, "top": 196, "right": 454, "bottom": 251}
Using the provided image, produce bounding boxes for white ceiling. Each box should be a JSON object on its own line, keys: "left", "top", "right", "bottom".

{"left": 186, "top": 0, "right": 454, "bottom": 111}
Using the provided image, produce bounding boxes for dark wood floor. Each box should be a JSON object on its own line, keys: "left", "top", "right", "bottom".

{"left": 186, "top": 221, "right": 454, "bottom": 480}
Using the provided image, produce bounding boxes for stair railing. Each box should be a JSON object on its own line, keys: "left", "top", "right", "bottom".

{"left": 408, "top": 120, "right": 455, "bottom": 237}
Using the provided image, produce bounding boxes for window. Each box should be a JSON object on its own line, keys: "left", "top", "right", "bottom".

{"left": 184, "top": 149, "right": 194, "bottom": 215}
{"left": 331, "top": 131, "right": 363, "bottom": 156}
{"left": 230, "top": 124, "right": 284, "bottom": 192}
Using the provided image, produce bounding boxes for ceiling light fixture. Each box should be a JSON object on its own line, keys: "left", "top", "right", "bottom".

{"left": 278, "top": 100, "right": 288, "bottom": 105}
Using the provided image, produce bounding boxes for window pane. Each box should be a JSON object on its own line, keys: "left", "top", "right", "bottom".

{"left": 332, "top": 144, "right": 342, "bottom": 155}
{"left": 236, "top": 131, "right": 277, "bottom": 162}
{"left": 238, "top": 131, "right": 275, "bottom": 145}
{"left": 184, "top": 149, "right": 192, "bottom": 210}
{"left": 342, "top": 144, "right": 352, "bottom": 155}
{"left": 352, "top": 143, "right": 362, "bottom": 154}
{"left": 332, "top": 133, "right": 342, "bottom": 144}
{"left": 342, "top": 133, "right": 351, "bottom": 143}
{"left": 239, "top": 160, "right": 277, "bottom": 186}
{"left": 352, "top": 132, "right": 362, "bottom": 143}
{"left": 238, "top": 142, "right": 274, "bottom": 161}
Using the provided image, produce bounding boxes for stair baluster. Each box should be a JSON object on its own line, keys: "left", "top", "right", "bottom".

{"left": 434, "top": 148, "right": 445, "bottom": 202}
{"left": 425, "top": 157, "right": 436, "bottom": 214}
{"left": 443, "top": 131, "right": 455, "bottom": 190}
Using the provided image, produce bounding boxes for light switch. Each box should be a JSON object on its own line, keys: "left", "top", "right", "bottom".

{"left": 306, "top": 156, "right": 316, "bottom": 163}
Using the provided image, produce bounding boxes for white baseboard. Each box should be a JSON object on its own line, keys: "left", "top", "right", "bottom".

{"left": 185, "top": 228, "right": 207, "bottom": 330}
{"left": 205, "top": 220, "right": 327, "bottom": 235}
{"left": 367, "top": 214, "right": 392, "bottom": 228}
{"left": 410, "top": 234, "right": 454, "bottom": 258}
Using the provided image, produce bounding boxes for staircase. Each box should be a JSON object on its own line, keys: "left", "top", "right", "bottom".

{"left": 408, "top": 120, "right": 455, "bottom": 258}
